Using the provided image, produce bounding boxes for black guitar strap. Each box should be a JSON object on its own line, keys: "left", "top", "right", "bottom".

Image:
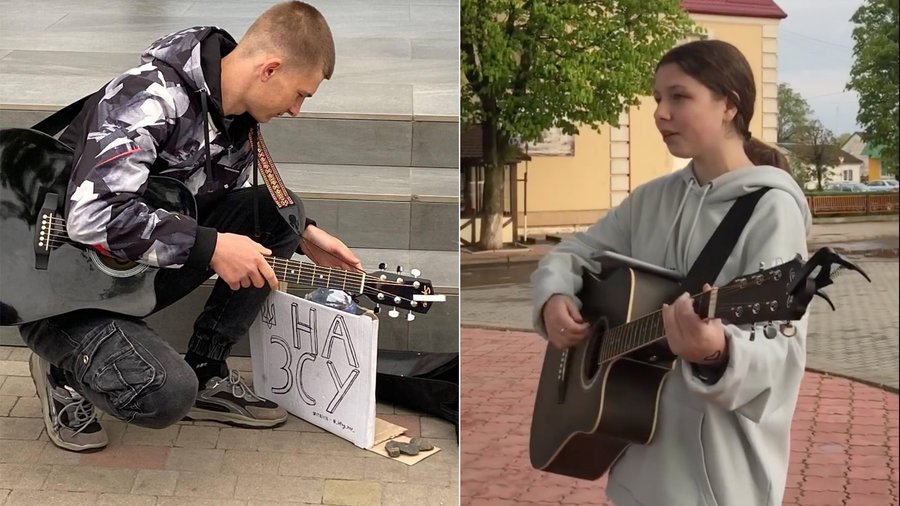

{"left": 679, "top": 186, "right": 772, "bottom": 296}
{"left": 31, "top": 94, "right": 94, "bottom": 137}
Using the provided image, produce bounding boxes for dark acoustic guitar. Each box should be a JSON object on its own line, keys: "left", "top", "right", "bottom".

{"left": 529, "top": 247, "right": 869, "bottom": 480}
{"left": 0, "top": 128, "right": 443, "bottom": 326}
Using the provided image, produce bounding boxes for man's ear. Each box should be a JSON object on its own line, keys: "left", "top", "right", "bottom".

{"left": 260, "top": 59, "right": 283, "bottom": 82}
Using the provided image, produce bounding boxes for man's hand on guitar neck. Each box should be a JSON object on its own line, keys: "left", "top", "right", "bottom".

{"left": 210, "top": 232, "right": 279, "bottom": 291}
{"left": 542, "top": 294, "right": 590, "bottom": 350}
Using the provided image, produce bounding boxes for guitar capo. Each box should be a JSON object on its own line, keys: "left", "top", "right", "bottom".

{"left": 786, "top": 247, "right": 871, "bottom": 311}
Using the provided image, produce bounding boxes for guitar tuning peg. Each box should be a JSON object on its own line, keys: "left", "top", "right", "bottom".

{"left": 406, "top": 311, "right": 415, "bottom": 322}
{"left": 763, "top": 323, "right": 777, "bottom": 339}
{"left": 378, "top": 262, "right": 386, "bottom": 270}
{"left": 758, "top": 261, "right": 766, "bottom": 271}
{"left": 780, "top": 322, "right": 797, "bottom": 337}
{"left": 373, "top": 304, "right": 380, "bottom": 314}
{"left": 388, "top": 309, "right": 399, "bottom": 318}
{"left": 396, "top": 265, "right": 403, "bottom": 274}
{"left": 410, "top": 269, "right": 421, "bottom": 278}
{"left": 749, "top": 326, "right": 756, "bottom": 342}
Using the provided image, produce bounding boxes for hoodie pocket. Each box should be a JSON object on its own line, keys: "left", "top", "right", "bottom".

{"left": 689, "top": 408, "right": 720, "bottom": 506}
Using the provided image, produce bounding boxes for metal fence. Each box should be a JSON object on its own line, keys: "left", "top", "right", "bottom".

{"left": 806, "top": 193, "right": 899, "bottom": 216}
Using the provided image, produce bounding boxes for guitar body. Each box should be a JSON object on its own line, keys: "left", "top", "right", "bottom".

{"left": 0, "top": 128, "right": 195, "bottom": 325}
{"left": 530, "top": 266, "right": 683, "bottom": 480}
{"left": 529, "top": 243, "right": 866, "bottom": 480}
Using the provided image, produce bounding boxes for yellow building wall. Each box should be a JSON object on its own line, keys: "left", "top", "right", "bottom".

{"left": 628, "top": 96, "right": 671, "bottom": 190}
{"left": 518, "top": 125, "right": 612, "bottom": 227}
{"left": 514, "top": 14, "right": 775, "bottom": 230}
{"left": 869, "top": 158, "right": 882, "bottom": 180}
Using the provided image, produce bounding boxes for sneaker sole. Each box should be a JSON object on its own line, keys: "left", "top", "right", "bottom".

{"left": 29, "top": 354, "right": 108, "bottom": 453}
{"left": 184, "top": 407, "right": 287, "bottom": 429}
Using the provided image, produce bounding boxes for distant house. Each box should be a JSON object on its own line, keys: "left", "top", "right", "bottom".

{"left": 778, "top": 143, "right": 864, "bottom": 190}
{"left": 841, "top": 132, "right": 885, "bottom": 181}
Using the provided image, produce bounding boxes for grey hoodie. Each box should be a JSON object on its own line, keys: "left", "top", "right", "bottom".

{"left": 531, "top": 164, "right": 812, "bottom": 506}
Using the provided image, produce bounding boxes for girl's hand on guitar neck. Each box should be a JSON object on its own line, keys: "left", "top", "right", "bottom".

{"left": 661, "top": 284, "right": 729, "bottom": 366}
{"left": 542, "top": 294, "right": 591, "bottom": 350}
{"left": 210, "top": 232, "right": 280, "bottom": 291}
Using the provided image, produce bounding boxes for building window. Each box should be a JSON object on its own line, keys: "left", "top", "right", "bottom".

{"left": 843, "top": 169, "right": 853, "bottom": 181}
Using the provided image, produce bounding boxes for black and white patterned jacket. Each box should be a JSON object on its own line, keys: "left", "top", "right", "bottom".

{"left": 61, "top": 27, "right": 264, "bottom": 269}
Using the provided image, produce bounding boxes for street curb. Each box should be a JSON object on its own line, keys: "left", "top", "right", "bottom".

{"left": 460, "top": 326, "right": 900, "bottom": 394}
{"left": 461, "top": 323, "right": 532, "bottom": 332}
{"left": 804, "top": 366, "right": 900, "bottom": 394}
{"left": 812, "top": 214, "right": 899, "bottom": 224}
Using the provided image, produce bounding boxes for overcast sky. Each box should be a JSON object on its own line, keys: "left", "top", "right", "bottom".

{"left": 776, "top": 0, "right": 865, "bottom": 136}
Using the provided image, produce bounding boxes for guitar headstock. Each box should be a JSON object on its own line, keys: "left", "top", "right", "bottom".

{"left": 701, "top": 248, "right": 870, "bottom": 327}
{"left": 707, "top": 255, "right": 810, "bottom": 325}
{"left": 362, "top": 267, "right": 444, "bottom": 317}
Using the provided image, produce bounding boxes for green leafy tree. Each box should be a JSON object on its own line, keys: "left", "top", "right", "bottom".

{"left": 792, "top": 120, "right": 839, "bottom": 191}
{"left": 835, "top": 132, "right": 853, "bottom": 147}
{"left": 777, "top": 83, "right": 814, "bottom": 143}
{"left": 461, "top": 0, "right": 698, "bottom": 249}
{"left": 846, "top": 0, "right": 900, "bottom": 174}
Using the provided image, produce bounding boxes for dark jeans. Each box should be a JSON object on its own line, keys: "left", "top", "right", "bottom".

{"left": 20, "top": 186, "right": 301, "bottom": 428}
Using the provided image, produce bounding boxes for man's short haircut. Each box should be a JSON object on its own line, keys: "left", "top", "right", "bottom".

{"left": 242, "top": 1, "right": 335, "bottom": 79}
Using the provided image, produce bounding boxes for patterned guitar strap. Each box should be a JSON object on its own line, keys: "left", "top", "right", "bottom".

{"left": 248, "top": 126, "right": 307, "bottom": 239}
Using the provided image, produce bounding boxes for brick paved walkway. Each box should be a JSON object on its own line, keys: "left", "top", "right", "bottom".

{"left": 0, "top": 347, "right": 458, "bottom": 506}
{"left": 460, "top": 329, "right": 899, "bottom": 506}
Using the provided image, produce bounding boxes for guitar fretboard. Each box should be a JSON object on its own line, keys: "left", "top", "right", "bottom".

{"left": 265, "top": 258, "right": 366, "bottom": 294}
{"left": 598, "top": 292, "right": 708, "bottom": 364}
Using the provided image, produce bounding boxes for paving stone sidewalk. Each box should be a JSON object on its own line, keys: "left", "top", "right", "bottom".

{"left": 0, "top": 348, "right": 458, "bottom": 506}
{"left": 460, "top": 328, "right": 900, "bottom": 506}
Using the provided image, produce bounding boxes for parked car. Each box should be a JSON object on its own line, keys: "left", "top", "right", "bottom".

{"left": 825, "top": 181, "right": 877, "bottom": 192}
{"left": 865, "top": 179, "right": 899, "bottom": 192}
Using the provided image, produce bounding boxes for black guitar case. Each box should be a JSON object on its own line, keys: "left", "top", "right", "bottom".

{"left": 375, "top": 349, "right": 459, "bottom": 439}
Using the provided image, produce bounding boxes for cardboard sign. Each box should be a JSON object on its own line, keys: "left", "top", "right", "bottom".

{"left": 250, "top": 290, "right": 379, "bottom": 448}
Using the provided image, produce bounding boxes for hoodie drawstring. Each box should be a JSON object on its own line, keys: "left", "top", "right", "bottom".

{"left": 200, "top": 88, "right": 261, "bottom": 240}
{"left": 249, "top": 127, "right": 261, "bottom": 240}
{"left": 662, "top": 178, "right": 694, "bottom": 255}
{"left": 200, "top": 90, "right": 212, "bottom": 182}
{"left": 684, "top": 183, "right": 711, "bottom": 260}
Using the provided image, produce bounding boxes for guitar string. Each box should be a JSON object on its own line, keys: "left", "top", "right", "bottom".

{"left": 38, "top": 227, "right": 412, "bottom": 286}
{"left": 40, "top": 232, "right": 426, "bottom": 308}
{"left": 42, "top": 221, "right": 370, "bottom": 276}
{"left": 40, "top": 230, "right": 414, "bottom": 287}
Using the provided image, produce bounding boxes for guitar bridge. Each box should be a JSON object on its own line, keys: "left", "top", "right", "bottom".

{"left": 33, "top": 192, "right": 59, "bottom": 270}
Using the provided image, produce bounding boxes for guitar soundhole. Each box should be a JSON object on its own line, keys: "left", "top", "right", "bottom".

{"left": 87, "top": 250, "right": 148, "bottom": 278}
{"left": 581, "top": 318, "right": 608, "bottom": 385}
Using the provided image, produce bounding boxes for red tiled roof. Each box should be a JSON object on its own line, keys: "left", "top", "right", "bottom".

{"left": 682, "top": 0, "right": 787, "bottom": 19}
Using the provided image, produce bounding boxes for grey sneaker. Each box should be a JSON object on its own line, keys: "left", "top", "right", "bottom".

{"left": 30, "top": 353, "right": 108, "bottom": 452}
{"left": 185, "top": 369, "right": 287, "bottom": 428}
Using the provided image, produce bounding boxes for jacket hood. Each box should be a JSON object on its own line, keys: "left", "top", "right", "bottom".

{"left": 675, "top": 162, "right": 810, "bottom": 213}
{"left": 141, "top": 26, "right": 237, "bottom": 95}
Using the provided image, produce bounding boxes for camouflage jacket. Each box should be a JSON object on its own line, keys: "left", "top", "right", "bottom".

{"left": 60, "top": 27, "right": 259, "bottom": 269}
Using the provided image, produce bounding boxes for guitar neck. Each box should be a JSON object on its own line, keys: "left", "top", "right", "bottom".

{"left": 265, "top": 257, "right": 366, "bottom": 295}
{"left": 599, "top": 291, "right": 712, "bottom": 364}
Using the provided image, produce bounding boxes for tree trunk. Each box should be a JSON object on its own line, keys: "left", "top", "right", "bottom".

{"left": 479, "top": 165, "right": 505, "bottom": 249}
{"left": 478, "top": 118, "right": 506, "bottom": 250}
